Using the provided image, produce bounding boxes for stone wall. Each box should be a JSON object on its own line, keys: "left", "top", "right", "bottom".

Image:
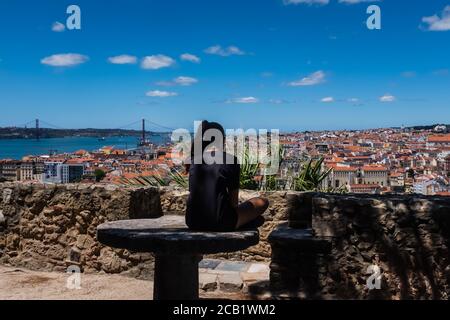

{"left": 0, "top": 183, "right": 162, "bottom": 279}
{"left": 276, "top": 193, "right": 450, "bottom": 300}
{"left": 3, "top": 183, "right": 450, "bottom": 299}
{"left": 0, "top": 184, "right": 286, "bottom": 279}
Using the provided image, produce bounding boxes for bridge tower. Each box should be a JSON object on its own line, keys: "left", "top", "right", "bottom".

{"left": 141, "top": 119, "right": 146, "bottom": 145}
{"left": 35, "top": 119, "right": 40, "bottom": 140}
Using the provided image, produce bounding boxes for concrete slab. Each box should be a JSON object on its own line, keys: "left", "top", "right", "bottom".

{"left": 218, "top": 273, "right": 243, "bottom": 292}
{"left": 215, "top": 261, "right": 249, "bottom": 272}
{"left": 199, "top": 273, "right": 218, "bottom": 292}
{"left": 247, "top": 263, "right": 270, "bottom": 274}
{"left": 199, "top": 259, "right": 221, "bottom": 270}
{"left": 241, "top": 272, "right": 269, "bottom": 283}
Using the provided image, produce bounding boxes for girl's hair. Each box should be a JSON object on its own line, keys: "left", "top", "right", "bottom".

{"left": 191, "top": 120, "right": 225, "bottom": 161}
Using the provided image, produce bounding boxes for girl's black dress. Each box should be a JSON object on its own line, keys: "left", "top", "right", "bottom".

{"left": 186, "top": 152, "right": 240, "bottom": 232}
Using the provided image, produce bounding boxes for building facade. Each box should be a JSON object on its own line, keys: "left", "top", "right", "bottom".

{"left": 0, "top": 161, "right": 21, "bottom": 181}
{"left": 43, "top": 162, "right": 84, "bottom": 184}
{"left": 361, "top": 166, "right": 389, "bottom": 187}
{"left": 19, "top": 161, "right": 44, "bottom": 182}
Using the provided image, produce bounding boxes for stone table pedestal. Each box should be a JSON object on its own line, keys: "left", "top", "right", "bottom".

{"left": 97, "top": 215, "right": 260, "bottom": 300}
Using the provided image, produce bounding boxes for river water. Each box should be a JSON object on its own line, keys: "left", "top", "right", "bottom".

{"left": 0, "top": 135, "right": 169, "bottom": 159}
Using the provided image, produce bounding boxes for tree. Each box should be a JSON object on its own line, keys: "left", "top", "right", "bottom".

{"left": 94, "top": 169, "right": 106, "bottom": 182}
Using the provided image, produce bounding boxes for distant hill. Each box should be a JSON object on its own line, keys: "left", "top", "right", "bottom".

{"left": 406, "top": 124, "right": 450, "bottom": 132}
{"left": 0, "top": 127, "right": 169, "bottom": 139}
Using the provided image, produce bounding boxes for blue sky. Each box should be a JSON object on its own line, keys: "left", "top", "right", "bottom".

{"left": 0, "top": 0, "right": 449, "bottom": 132}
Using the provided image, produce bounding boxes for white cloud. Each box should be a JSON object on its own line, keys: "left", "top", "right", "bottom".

{"left": 141, "top": 55, "right": 175, "bottom": 70}
{"left": 284, "top": 0, "right": 380, "bottom": 6}
{"left": 283, "top": 0, "right": 329, "bottom": 5}
{"left": 156, "top": 76, "right": 199, "bottom": 87}
{"left": 155, "top": 81, "right": 175, "bottom": 87}
{"left": 41, "top": 53, "right": 89, "bottom": 67}
{"left": 52, "top": 22, "right": 65, "bottom": 32}
{"left": 422, "top": 6, "right": 450, "bottom": 31}
{"left": 146, "top": 90, "right": 178, "bottom": 97}
{"left": 339, "top": 0, "right": 380, "bottom": 4}
{"left": 379, "top": 94, "right": 396, "bottom": 102}
{"left": 321, "top": 96, "right": 334, "bottom": 103}
{"left": 347, "top": 98, "right": 363, "bottom": 105}
{"left": 204, "top": 45, "right": 245, "bottom": 57}
{"left": 108, "top": 55, "right": 137, "bottom": 65}
{"left": 228, "top": 97, "right": 259, "bottom": 104}
{"left": 288, "top": 70, "right": 326, "bottom": 86}
{"left": 269, "top": 98, "right": 292, "bottom": 104}
{"left": 174, "top": 76, "right": 198, "bottom": 86}
{"left": 180, "top": 53, "right": 201, "bottom": 63}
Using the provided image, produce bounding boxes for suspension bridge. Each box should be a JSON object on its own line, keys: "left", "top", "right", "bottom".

{"left": 7, "top": 118, "right": 177, "bottom": 143}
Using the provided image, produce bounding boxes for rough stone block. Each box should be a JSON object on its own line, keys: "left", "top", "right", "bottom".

{"left": 287, "top": 192, "right": 315, "bottom": 228}
{"left": 199, "top": 273, "right": 218, "bottom": 292}
{"left": 218, "top": 273, "right": 243, "bottom": 292}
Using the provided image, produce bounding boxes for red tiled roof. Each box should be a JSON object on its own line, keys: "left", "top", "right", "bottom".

{"left": 362, "top": 165, "right": 388, "bottom": 171}
{"left": 350, "top": 184, "right": 381, "bottom": 188}
{"left": 332, "top": 166, "right": 358, "bottom": 172}
{"left": 428, "top": 134, "right": 450, "bottom": 143}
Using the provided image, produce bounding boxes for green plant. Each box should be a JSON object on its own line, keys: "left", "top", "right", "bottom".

{"left": 293, "top": 158, "right": 332, "bottom": 192}
{"left": 263, "top": 174, "right": 278, "bottom": 191}
{"left": 94, "top": 169, "right": 106, "bottom": 182}
{"left": 239, "top": 148, "right": 260, "bottom": 190}
{"left": 322, "top": 185, "right": 348, "bottom": 194}
{"left": 138, "top": 176, "right": 160, "bottom": 187}
{"left": 168, "top": 169, "right": 189, "bottom": 189}
{"left": 262, "top": 145, "right": 286, "bottom": 191}
{"left": 150, "top": 174, "right": 170, "bottom": 187}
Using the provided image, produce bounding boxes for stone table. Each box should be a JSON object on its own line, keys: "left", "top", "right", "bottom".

{"left": 97, "top": 215, "right": 260, "bottom": 300}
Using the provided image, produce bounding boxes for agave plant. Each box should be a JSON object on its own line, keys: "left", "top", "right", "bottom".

{"left": 263, "top": 174, "right": 278, "bottom": 191}
{"left": 261, "top": 146, "right": 285, "bottom": 191}
{"left": 322, "top": 185, "right": 348, "bottom": 194}
{"left": 149, "top": 174, "right": 170, "bottom": 187}
{"left": 168, "top": 169, "right": 189, "bottom": 189}
{"left": 118, "top": 174, "right": 167, "bottom": 187}
{"left": 293, "top": 158, "right": 332, "bottom": 192}
{"left": 239, "top": 148, "right": 260, "bottom": 190}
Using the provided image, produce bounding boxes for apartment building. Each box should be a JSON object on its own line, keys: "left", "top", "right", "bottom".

{"left": 19, "top": 161, "right": 44, "bottom": 182}
{"left": 327, "top": 166, "right": 358, "bottom": 189}
{"left": 61, "top": 164, "right": 84, "bottom": 183}
{"left": 361, "top": 165, "right": 389, "bottom": 187}
{"left": 446, "top": 155, "right": 450, "bottom": 175}
{"left": 44, "top": 162, "right": 84, "bottom": 184}
{"left": 0, "top": 160, "right": 21, "bottom": 181}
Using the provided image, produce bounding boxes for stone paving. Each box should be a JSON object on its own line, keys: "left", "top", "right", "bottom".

{"left": 199, "top": 259, "right": 270, "bottom": 295}
{"left": 0, "top": 259, "right": 270, "bottom": 300}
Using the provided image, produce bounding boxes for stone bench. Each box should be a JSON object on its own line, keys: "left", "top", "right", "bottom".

{"left": 97, "top": 215, "right": 260, "bottom": 300}
{"left": 268, "top": 223, "right": 332, "bottom": 298}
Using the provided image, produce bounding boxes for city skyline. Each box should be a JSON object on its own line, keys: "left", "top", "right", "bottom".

{"left": 0, "top": 0, "right": 450, "bottom": 131}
